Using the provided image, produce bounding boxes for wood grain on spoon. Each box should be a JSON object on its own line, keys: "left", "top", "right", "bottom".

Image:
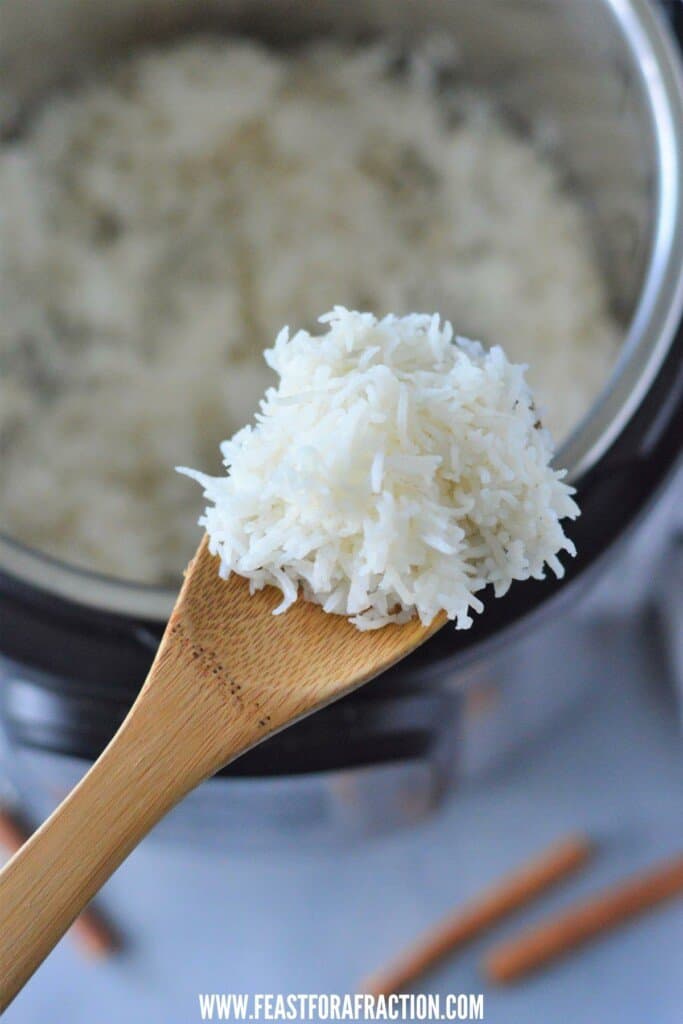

{"left": 0, "top": 536, "right": 446, "bottom": 1009}
{"left": 0, "top": 804, "right": 120, "bottom": 959}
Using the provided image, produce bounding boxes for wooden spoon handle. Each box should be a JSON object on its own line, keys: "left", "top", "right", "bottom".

{"left": 0, "top": 596, "right": 270, "bottom": 1010}
{"left": 0, "top": 716, "right": 176, "bottom": 1008}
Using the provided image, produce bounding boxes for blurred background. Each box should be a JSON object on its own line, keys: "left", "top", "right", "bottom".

{"left": 0, "top": 1, "right": 681, "bottom": 1021}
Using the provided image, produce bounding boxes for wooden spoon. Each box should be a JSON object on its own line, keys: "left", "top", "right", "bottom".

{"left": 0, "top": 536, "right": 445, "bottom": 1008}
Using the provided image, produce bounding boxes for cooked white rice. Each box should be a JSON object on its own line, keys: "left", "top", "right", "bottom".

{"left": 0, "top": 38, "right": 616, "bottom": 583}
{"left": 179, "top": 309, "right": 579, "bottom": 630}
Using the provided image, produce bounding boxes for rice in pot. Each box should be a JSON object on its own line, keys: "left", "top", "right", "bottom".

{"left": 0, "top": 39, "right": 618, "bottom": 583}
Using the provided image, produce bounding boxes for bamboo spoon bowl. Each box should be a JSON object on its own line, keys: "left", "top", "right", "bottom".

{"left": 0, "top": 536, "right": 445, "bottom": 1009}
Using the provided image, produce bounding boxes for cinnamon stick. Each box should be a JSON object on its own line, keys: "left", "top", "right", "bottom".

{"left": 484, "top": 853, "right": 683, "bottom": 983}
{"left": 0, "top": 804, "right": 120, "bottom": 958}
{"left": 361, "top": 833, "right": 592, "bottom": 996}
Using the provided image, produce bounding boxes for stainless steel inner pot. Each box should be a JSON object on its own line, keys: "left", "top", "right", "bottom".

{"left": 0, "top": 0, "right": 682, "bottom": 620}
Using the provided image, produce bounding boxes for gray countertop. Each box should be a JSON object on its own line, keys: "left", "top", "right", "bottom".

{"left": 4, "top": 614, "right": 682, "bottom": 1024}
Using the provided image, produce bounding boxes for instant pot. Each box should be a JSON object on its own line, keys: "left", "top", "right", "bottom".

{"left": 1, "top": 0, "right": 682, "bottom": 843}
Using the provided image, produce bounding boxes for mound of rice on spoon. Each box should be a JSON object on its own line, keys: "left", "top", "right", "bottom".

{"left": 180, "top": 308, "right": 579, "bottom": 630}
